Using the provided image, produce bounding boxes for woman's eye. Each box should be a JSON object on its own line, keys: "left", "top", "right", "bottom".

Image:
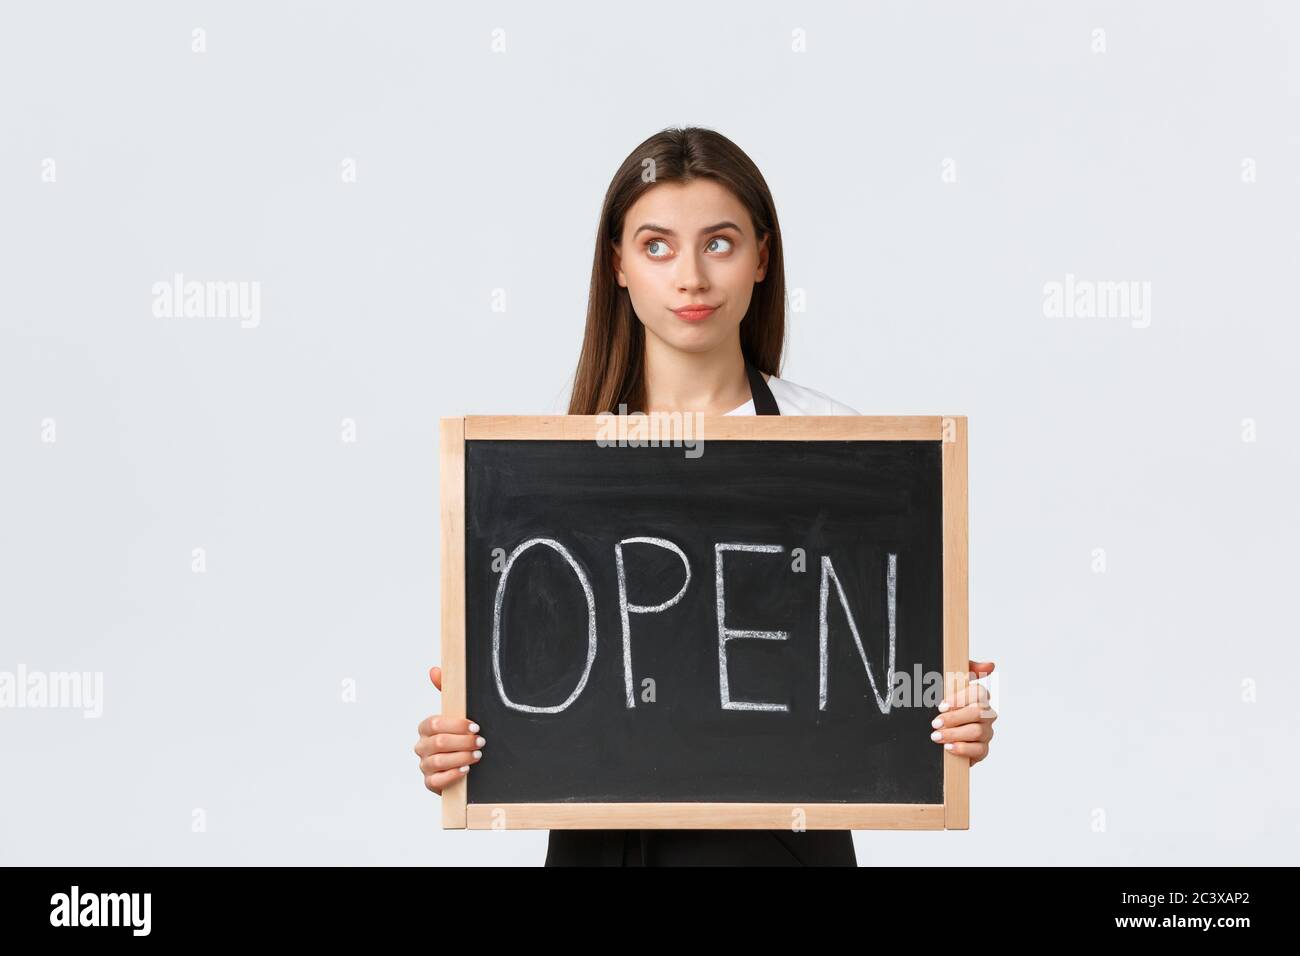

{"left": 707, "top": 236, "right": 734, "bottom": 254}
{"left": 646, "top": 239, "right": 671, "bottom": 258}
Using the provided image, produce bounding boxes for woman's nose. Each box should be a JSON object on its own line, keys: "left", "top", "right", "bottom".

{"left": 674, "top": 251, "right": 709, "bottom": 291}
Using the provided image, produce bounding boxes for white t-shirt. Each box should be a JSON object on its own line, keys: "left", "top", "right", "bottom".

{"left": 724, "top": 373, "right": 860, "bottom": 416}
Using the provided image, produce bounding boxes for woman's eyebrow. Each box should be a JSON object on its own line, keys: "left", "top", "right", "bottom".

{"left": 632, "top": 220, "right": 742, "bottom": 238}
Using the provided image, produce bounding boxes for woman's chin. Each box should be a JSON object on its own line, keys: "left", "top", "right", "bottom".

{"left": 651, "top": 321, "right": 733, "bottom": 354}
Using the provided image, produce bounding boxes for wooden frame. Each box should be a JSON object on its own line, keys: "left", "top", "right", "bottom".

{"left": 439, "top": 415, "right": 969, "bottom": 830}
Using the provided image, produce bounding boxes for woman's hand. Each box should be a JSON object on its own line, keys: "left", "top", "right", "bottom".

{"left": 929, "top": 659, "right": 997, "bottom": 766}
{"left": 414, "top": 665, "right": 485, "bottom": 794}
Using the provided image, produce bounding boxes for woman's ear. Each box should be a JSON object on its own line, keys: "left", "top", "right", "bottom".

{"left": 612, "top": 242, "right": 626, "bottom": 288}
{"left": 755, "top": 232, "right": 770, "bottom": 282}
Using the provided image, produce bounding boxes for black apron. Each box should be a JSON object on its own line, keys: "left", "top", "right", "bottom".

{"left": 544, "top": 361, "right": 858, "bottom": 866}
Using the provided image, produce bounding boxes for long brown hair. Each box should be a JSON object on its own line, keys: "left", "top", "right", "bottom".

{"left": 566, "top": 127, "right": 787, "bottom": 415}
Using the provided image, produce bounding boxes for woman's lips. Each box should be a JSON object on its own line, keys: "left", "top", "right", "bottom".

{"left": 672, "top": 305, "right": 717, "bottom": 322}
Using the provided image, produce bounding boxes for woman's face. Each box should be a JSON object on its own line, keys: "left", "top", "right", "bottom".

{"left": 613, "top": 178, "right": 769, "bottom": 354}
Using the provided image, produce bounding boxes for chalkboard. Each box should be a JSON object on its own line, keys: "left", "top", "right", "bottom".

{"left": 438, "top": 416, "right": 969, "bottom": 830}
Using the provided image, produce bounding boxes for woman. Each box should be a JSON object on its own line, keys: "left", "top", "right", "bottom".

{"left": 415, "top": 127, "right": 998, "bottom": 865}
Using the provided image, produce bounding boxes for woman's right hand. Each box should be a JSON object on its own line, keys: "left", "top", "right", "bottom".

{"left": 415, "top": 665, "right": 485, "bottom": 795}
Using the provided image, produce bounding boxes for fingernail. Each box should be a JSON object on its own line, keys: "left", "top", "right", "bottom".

{"left": 938, "top": 701, "right": 950, "bottom": 712}
{"left": 944, "top": 743, "right": 954, "bottom": 751}
{"left": 473, "top": 750, "right": 482, "bottom": 759}
{"left": 931, "top": 717, "right": 943, "bottom": 728}
{"left": 930, "top": 730, "right": 943, "bottom": 741}
{"left": 476, "top": 736, "right": 486, "bottom": 747}
{"left": 458, "top": 765, "right": 470, "bottom": 774}
{"left": 468, "top": 722, "right": 480, "bottom": 733}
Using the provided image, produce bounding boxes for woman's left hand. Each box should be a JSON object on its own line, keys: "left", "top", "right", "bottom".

{"left": 929, "top": 660, "right": 997, "bottom": 766}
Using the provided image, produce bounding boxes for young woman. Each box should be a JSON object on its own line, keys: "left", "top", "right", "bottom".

{"left": 414, "top": 127, "right": 998, "bottom": 865}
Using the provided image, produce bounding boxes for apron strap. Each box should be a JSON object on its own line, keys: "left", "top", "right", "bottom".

{"left": 744, "top": 360, "right": 780, "bottom": 416}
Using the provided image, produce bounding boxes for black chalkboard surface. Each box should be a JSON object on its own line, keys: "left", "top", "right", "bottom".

{"left": 438, "top": 416, "right": 969, "bottom": 830}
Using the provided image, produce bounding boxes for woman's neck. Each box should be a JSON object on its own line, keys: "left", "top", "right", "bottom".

{"left": 641, "top": 336, "right": 754, "bottom": 415}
